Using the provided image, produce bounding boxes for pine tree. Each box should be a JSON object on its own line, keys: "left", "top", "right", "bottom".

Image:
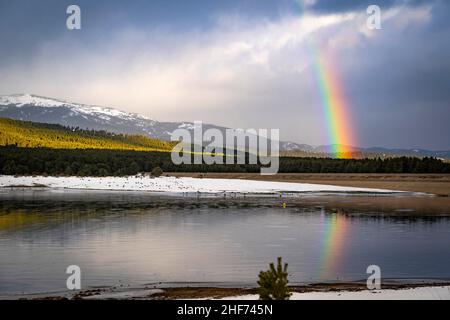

{"left": 257, "top": 257, "right": 291, "bottom": 300}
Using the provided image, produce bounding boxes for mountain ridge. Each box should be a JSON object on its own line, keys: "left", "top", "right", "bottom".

{"left": 1, "top": 94, "right": 449, "bottom": 159}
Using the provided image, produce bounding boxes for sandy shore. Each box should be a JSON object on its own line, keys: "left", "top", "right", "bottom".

{"left": 169, "top": 173, "right": 450, "bottom": 196}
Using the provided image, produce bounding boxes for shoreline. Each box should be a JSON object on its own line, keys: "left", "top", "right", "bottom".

{"left": 169, "top": 172, "right": 450, "bottom": 196}
{"left": 12, "top": 282, "right": 450, "bottom": 300}
{"left": 2, "top": 173, "right": 449, "bottom": 196}
{"left": 151, "top": 282, "right": 450, "bottom": 300}
{"left": 0, "top": 175, "right": 404, "bottom": 195}
{"left": 3, "top": 174, "right": 449, "bottom": 215}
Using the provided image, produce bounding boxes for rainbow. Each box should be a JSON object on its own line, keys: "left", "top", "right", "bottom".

{"left": 297, "top": 1, "right": 357, "bottom": 158}
{"left": 295, "top": 1, "right": 355, "bottom": 278}
{"left": 319, "top": 211, "right": 350, "bottom": 279}
{"left": 311, "top": 50, "right": 356, "bottom": 158}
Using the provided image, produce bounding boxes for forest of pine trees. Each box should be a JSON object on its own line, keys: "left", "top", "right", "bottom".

{"left": 1, "top": 145, "right": 449, "bottom": 176}
{"left": 0, "top": 117, "right": 176, "bottom": 152}
{"left": 1, "top": 117, "right": 449, "bottom": 176}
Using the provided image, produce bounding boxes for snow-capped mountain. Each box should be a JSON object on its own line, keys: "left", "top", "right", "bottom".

{"left": 0, "top": 94, "right": 299, "bottom": 150}
{"left": 1, "top": 94, "right": 449, "bottom": 158}
{"left": 0, "top": 94, "right": 227, "bottom": 142}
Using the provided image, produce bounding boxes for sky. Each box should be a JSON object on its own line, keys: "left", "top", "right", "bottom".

{"left": 0, "top": 0, "right": 449, "bottom": 150}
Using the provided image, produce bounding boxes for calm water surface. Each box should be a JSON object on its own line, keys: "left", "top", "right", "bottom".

{"left": 0, "top": 190, "right": 450, "bottom": 294}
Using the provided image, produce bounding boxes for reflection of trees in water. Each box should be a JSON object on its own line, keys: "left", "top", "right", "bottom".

{"left": 0, "top": 208, "right": 49, "bottom": 231}
{"left": 0, "top": 206, "right": 101, "bottom": 232}
{"left": 0, "top": 193, "right": 449, "bottom": 232}
{"left": 344, "top": 214, "right": 450, "bottom": 224}
{"left": 321, "top": 206, "right": 450, "bottom": 224}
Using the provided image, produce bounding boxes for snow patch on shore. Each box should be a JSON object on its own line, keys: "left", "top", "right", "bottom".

{"left": 0, "top": 175, "right": 401, "bottom": 194}
{"left": 220, "top": 286, "right": 450, "bottom": 300}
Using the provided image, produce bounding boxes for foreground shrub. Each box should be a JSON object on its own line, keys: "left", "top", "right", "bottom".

{"left": 257, "top": 257, "right": 291, "bottom": 300}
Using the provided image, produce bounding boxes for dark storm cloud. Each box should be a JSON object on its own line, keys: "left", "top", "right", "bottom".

{"left": 0, "top": 0, "right": 449, "bottom": 149}
{"left": 0, "top": 0, "right": 292, "bottom": 68}
{"left": 337, "top": 0, "right": 450, "bottom": 149}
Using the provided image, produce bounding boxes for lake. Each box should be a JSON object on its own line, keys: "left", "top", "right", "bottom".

{"left": 1, "top": 189, "right": 450, "bottom": 296}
